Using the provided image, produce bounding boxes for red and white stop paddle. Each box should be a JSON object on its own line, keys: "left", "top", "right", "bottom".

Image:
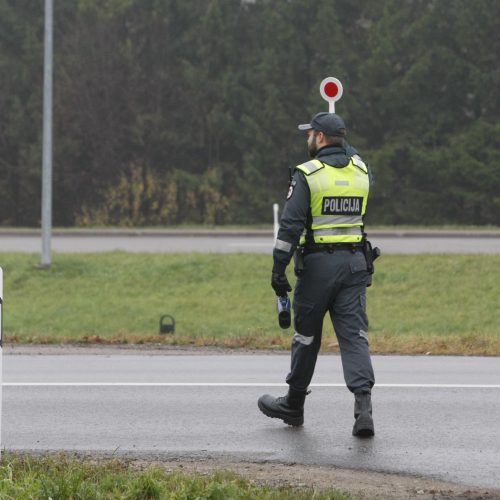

{"left": 319, "top": 77, "right": 343, "bottom": 113}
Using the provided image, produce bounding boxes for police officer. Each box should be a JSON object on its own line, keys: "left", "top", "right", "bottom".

{"left": 258, "top": 112, "right": 375, "bottom": 437}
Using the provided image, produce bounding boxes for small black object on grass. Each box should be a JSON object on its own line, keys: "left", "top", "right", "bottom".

{"left": 159, "top": 314, "right": 175, "bottom": 334}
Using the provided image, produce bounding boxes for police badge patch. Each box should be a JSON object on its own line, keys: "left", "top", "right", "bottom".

{"left": 286, "top": 180, "right": 296, "bottom": 200}
{"left": 322, "top": 196, "right": 363, "bottom": 215}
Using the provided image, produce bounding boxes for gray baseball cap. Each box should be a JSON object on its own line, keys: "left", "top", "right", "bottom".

{"left": 298, "top": 112, "right": 346, "bottom": 137}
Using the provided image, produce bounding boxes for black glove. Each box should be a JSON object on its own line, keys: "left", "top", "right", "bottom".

{"left": 271, "top": 272, "right": 292, "bottom": 297}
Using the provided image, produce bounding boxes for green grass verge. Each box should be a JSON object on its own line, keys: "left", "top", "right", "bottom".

{"left": 1, "top": 252, "right": 499, "bottom": 354}
{"left": 0, "top": 454, "right": 352, "bottom": 499}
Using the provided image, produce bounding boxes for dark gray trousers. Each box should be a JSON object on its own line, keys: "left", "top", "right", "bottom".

{"left": 286, "top": 249, "right": 375, "bottom": 394}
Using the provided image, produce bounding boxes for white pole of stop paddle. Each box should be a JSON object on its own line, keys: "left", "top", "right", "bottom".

{"left": 273, "top": 203, "right": 279, "bottom": 243}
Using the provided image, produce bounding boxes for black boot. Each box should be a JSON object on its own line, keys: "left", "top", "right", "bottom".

{"left": 352, "top": 390, "right": 374, "bottom": 437}
{"left": 257, "top": 388, "right": 306, "bottom": 426}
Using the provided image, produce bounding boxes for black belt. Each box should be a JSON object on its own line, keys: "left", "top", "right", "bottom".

{"left": 303, "top": 243, "right": 363, "bottom": 255}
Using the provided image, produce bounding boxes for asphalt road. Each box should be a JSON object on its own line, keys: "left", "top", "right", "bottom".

{"left": 2, "top": 347, "right": 500, "bottom": 490}
{"left": 0, "top": 229, "right": 500, "bottom": 253}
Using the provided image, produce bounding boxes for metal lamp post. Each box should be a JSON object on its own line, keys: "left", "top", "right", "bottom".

{"left": 41, "top": 0, "right": 53, "bottom": 267}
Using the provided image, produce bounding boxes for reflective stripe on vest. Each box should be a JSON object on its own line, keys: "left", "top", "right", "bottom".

{"left": 312, "top": 215, "right": 364, "bottom": 226}
{"left": 313, "top": 227, "right": 363, "bottom": 237}
{"left": 299, "top": 160, "right": 324, "bottom": 175}
{"left": 296, "top": 157, "right": 369, "bottom": 244}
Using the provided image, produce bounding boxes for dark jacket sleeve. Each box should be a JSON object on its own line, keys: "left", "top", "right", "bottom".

{"left": 272, "top": 170, "right": 310, "bottom": 274}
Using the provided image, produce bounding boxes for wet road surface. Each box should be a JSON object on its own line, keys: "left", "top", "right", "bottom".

{"left": 0, "top": 229, "right": 499, "bottom": 253}
{"left": 2, "top": 347, "right": 500, "bottom": 490}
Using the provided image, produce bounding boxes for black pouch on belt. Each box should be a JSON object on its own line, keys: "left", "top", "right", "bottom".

{"left": 362, "top": 237, "right": 381, "bottom": 275}
{"left": 293, "top": 247, "right": 305, "bottom": 277}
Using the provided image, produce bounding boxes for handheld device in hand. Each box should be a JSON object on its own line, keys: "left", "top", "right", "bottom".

{"left": 277, "top": 296, "right": 291, "bottom": 329}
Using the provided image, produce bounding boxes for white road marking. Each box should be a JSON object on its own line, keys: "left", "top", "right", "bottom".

{"left": 4, "top": 383, "right": 500, "bottom": 388}
{"left": 227, "top": 242, "right": 272, "bottom": 247}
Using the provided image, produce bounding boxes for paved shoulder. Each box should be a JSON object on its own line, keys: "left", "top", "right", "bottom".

{"left": 2, "top": 347, "right": 500, "bottom": 491}
{"left": 1, "top": 228, "right": 499, "bottom": 253}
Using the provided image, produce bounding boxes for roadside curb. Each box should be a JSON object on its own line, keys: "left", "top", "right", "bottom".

{"left": 1, "top": 228, "right": 499, "bottom": 238}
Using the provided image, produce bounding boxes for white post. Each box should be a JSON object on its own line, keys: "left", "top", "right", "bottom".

{"left": 41, "top": 0, "right": 54, "bottom": 267}
{"left": 273, "top": 203, "right": 279, "bottom": 243}
{"left": 0, "top": 267, "right": 3, "bottom": 458}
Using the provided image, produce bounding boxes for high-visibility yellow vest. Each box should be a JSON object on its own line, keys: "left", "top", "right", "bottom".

{"left": 296, "top": 156, "right": 369, "bottom": 245}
